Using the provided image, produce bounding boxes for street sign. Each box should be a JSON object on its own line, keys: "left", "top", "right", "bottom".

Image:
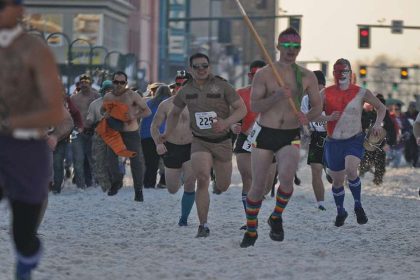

{"left": 391, "top": 20, "right": 403, "bottom": 34}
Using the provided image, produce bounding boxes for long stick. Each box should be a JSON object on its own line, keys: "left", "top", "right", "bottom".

{"left": 234, "top": 0, "right": 299, "bottom": 114}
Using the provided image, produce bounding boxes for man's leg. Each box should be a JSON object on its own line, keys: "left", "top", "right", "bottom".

{"left": 92, "top": 134, "right": 111, "bottom": 192}
{"left": 345, "top": 155, "right": 368, "bottom": 224}
{"left": 191, "top": 151, "right": 212, "bottom": 237}
{"left": 236, "top": 153, "right": 252, "bottom": 228}
{"left": 179, "top": 161, "right": 196, "bottom": 226}
{"left": 71, "top": 136, "right": 86, "bottom": 189}
{"left": 52, "top": 139, "right": 67, "bottom": 193}
{"left": 141, "top": 138, "right": 160, "bottom": 188}
{"left": 268, "top": 146, "right": 299, "bottom": 241}
{"left": 241, "top": 148, "right": 273, "bottom": 247}
{"left": 11, "top": 200, "right": 45, "bottom": 279}
{"left": 310, "top": 163, "right": 325, "bottom": 209}
{"left": 106, "top": 146, "right": 124, "bottom": 196}
{"left": 123, "top": 132, "right": 144, "bottom": 201}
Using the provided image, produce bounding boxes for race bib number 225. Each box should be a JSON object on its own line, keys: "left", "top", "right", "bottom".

{"left": 195, "top": 111, "right": 217, "bottom": 129}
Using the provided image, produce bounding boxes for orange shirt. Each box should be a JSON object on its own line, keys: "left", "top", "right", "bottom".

{"left": 237, "top": 86, "right": 258, "bottom": 133}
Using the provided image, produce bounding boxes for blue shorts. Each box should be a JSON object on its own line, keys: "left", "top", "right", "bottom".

{"left": 0, "top": 135, "right": 51, "bottom": 204}
{"left": 323, "top": 133, "right": 365, "bottom": 172}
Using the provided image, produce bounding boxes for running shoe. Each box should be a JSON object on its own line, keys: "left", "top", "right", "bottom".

{"left": 354, "top": 207, "right": 368, "bottom": 224}
{"left": 267, "top": 215, "right": 284, "bottom": 241}
{"left": 240, "top": 232, "right": 258, "bottom": 248}
{"left": 195, "top": 225, "right": 210, "bottom": 238}
{"left": 334, "top": 211, "right": 348, "bottom": 227}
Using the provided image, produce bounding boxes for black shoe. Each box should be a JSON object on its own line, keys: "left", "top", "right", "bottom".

{"left": 239, "top": 224, "right": 247, "bottom": 230}
{"left": 354, "top": 207, "right": 368, "bottom": 224}
{"left": 195, "top": 225, "right": 210, "bottom": 238}
{"left": 107, "top": 182, "right": 122, "bottom": 196}
{"left": 294, "top": 175, "right": 301, "bottom": 186}
{"left": 65, "top": 167, "right": 71, "bottom": 179}
{"left": 326, "top": 173, "right": 333, "bottom": 184}
{"left": 267, "top": 215, "right": 284, "bottom": 241}
{"left": 334, "top": 211, "right": 348, "bottom": 227}
{"left": 212, "top": 181, "right": 222, "bottom": 195}
{"left": 240, "top": 232, "right": 258, "bottom": 248}
{"left": 134, "top": 190, "right": 144, "bottom": 202}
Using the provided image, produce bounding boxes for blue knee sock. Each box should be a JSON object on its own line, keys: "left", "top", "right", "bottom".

{"left": 241, "top": 192, "right": 247, "bottom": 212}
{"left": 348, "top": 177, "right": 362, "bottom": 208}
{"left": 16, "top": 245, "right": 43, "bottom": 280}
{"left": 181, "top": 191, "right": 195, "bottom": 222}
{"left": 332, "top": 186, "right": 346, "bottom": 215}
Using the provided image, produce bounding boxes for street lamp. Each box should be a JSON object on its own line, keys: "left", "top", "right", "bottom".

{"left": 104, "top": 50, "right": 124, "bottom": 73}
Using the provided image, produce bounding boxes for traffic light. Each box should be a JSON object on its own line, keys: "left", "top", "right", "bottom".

{"left": 358, "top": 26, "right": 370, "bottom": 49}
{"left": 400, "top": 67, "right": 409, "bottom": 80}
{"left": 359, "top": 65, "right": 367, "bottom": 78}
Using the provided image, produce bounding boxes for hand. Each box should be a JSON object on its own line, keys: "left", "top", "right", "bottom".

{"left": 212, "top": 118, "right": 229, "bottom": 133}
{"left": 77, "top": 127, "right": 84, "bottom": 133}
{"left": 46, "top": 135, "right": 58, "bottom": 151}
{"left": 328, "top": 111, "right": 341, "bottom": 121}
{"left": 158, "top": 133, "right": 167, "bottom": 144}
{"left": 156, "top": 143, "right": 167, "bottom": 155}
{"left": 383, "top": 144, "right": 390, "bottom": 152}
{"left": 230, "top": 123, "right": 242, "bottom": 134}
{"left": 296, "top": 111, "right": 308, "bottom": 125}
{"left": 371, "top": 124, "right": 383, "bottom": 137}
{"left": 416, "top": 137, "right": 420, "bottom": 146}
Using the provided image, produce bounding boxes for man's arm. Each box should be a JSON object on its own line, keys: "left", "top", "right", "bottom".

{"left": 250, "top": 71, "right": 283, "bottom": 113}
{"left": 364, "top": 90, "right": 386, "bottom": 127}
{"left": 8, "top": 39, "right": 64, "bottom": 129}
{"left": 133, "top": 92, "right": 151, "bottom": 119}
{"left": 151, "top": 101, "right": 168, "bottom": 145}
{"left": 413, "top": 114, "right": 420, "bottom": 145}
{"left": 67, "top": 96, "right": 84, "bottom": 131}
{"left": 161, "top": 104, "right": 184, "bottom": 143}
{"left": 213, "top": 98, "right": 246, "bottom": 133}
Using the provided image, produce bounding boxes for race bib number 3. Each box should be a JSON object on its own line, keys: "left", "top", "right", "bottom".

{"left": 246, "top": 122, "right": 262, "bottom": 147}
{"left": 195, "top": 111, "right": 217, "bottom": 129}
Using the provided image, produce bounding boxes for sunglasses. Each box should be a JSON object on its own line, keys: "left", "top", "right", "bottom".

{"left": 279, "top": 42, "right": 301, "bottom": 49}
{"left": 192, "top": 63, "right": 209, "bottom": 70}
{"left": 113, "top": 80, "right": 126, "bottom": 85}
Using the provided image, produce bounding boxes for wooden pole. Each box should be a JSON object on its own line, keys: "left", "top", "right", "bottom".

{"left": 233, "top": 0, "right": 299, "bottom": 114}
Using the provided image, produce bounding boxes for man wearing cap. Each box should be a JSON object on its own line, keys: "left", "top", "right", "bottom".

{"left": 161, "top": 52, "right": 247, "bottom": 237}
{"left": 70, "top": 74, "right": 100, "bottom": 189}
{"left": 0, "top": 1, "right": 65, "bottom": 277}
{"left": 300, "top": 70, "right": 329, "bottom": 210}
{"left": 322, "top": 58, "right": 385, "bottom": 227}
{"left": 86, "top": 80, "right": 113, "bottom": 192}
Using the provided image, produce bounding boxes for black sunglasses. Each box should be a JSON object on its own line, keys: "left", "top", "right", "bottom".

{"left": 192, "top": 63, "right": 209, "bottom": 70}
{"left": 112, "top": 80, "right": 126, "bottom": 85}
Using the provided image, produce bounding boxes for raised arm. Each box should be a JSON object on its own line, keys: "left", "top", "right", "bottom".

{"left": 133, "top": 92, "right": 151, "bottom": 119}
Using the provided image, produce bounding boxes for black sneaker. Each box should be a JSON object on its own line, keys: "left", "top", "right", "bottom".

{"left": 334, "top": 211, "right": 348, "bottom": 227}
{"left": 354, "top": 207, "right": 368, "bottom": 224}
{"left": 294, "top": 174, "right": 301, "bottom": 186}
{"left": 195, "top": 225, "right": 210, "bottom": 238}
{"left": 267, "top": 215, "right": 284, "bottom": 241}
{"left": 134, "top": 190, "right": 144, "bottom": 202}
{"left": 318, "top": 205, "right": 326, "bottom": 211}
{"left": 178, "top": 217, "right": 188, "bottom": 226}
{"left": 239, "top": 224, "right": 247, "bottom": 230}
{"left": 108, "top": 182, "right": 122, "bottom": 196}
{"left": 240, "top": 232, "right": 258, "bottom": 248}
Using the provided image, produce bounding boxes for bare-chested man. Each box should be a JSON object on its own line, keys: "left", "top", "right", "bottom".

{"left": 151, "top": 82, "right": 196, "bottom": 226}
{"left": 70, "top": 74, "right": 99, "bottom": 189}
{"left": 0, "top": 1, "right": 65, "bottom": 277}
{"left": 161, "top": 52, "right": 247, "bottom": 237}
{"left": 240, "top": 28, "right": 322, "bottom": 247}
{"left": 322, "top": 58, "right": 385, "bottom": 227}
{"left": 103, "top": 71, "right": 151, "bottom": 201}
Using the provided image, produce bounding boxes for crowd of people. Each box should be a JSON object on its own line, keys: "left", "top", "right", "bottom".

{"left": 1, "top": 2, "right": 420, "bottom": 278}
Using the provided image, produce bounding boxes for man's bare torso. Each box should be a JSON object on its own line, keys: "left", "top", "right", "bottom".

{"left": 161, "top": 96, "right": 192, "bottom": 145}
{"left": 0, "top": 34, "right": 45, "bottom": 119}
{"left": 106, "top": 90, "right": 142, "bottom": 132}
{"left": 255, "top": 63, "right": 311, "bottom": 130}
{"left": 71, "top": 89, "right": 99, "bottom": 127}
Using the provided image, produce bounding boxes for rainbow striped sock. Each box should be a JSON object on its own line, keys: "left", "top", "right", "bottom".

{"left": 271, "top": 187, "right": 293, "bottom": 219}
{"left": 245, "top": 197, "right": 262, "bottom": 237}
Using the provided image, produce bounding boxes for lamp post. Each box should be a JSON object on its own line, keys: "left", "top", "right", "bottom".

{"left": 46, "top": 32, "right": 72, "bottom": 93}
{"left": 104, "top": 50, "right": 124, "bottom": 73}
